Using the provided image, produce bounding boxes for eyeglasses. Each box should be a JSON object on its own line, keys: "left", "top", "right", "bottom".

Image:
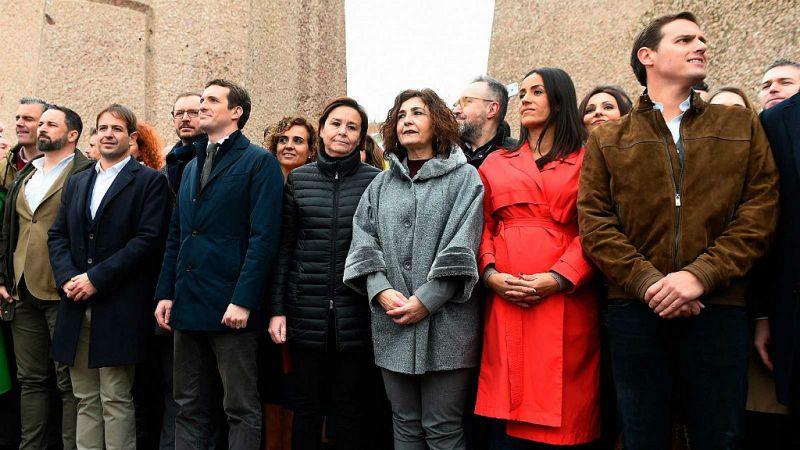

{"left": 172, "top": 110, "right": 200, "bottom": 119}
{"left": 454, "top": 96, "right": 495, "bottom": 109}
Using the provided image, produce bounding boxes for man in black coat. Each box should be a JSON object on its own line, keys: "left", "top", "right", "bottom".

{"left": 165, "top": 92, "right": 207, "bottom": 196}
{"left": 756, "top": 88, "right": 800, "bottom": 440}
{"left": 48, "top": 104, "right": 172, "bottom": 450}
{"left": 154, "top": 79, "right": 283, "bottom": 450}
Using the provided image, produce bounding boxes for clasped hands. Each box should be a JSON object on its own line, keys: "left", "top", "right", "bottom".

{"left": 644, "top": 271, "right": 705, "bottom": 319}
{"left": 63, "top": 273, "right": 97, "bottom": 301}
{"left": 377, "top": 289, "right": 430, "bottom": 325}
{"left": 487, "top": 272, "right": 561, "bottom": 308}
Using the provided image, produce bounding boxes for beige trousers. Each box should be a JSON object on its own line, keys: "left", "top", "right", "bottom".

{"left": 69, "top": 307, "right": 136, "bottom": 450}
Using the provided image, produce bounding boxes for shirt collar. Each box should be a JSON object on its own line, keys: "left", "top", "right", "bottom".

{"left": 32, "top": 153, "right": 75, "bottom": 173}
{"left": 653, "top": 94, "right": 692, "bottom": 114}
{"left": 94, "top": 155, "right": 131, "bottom": 174}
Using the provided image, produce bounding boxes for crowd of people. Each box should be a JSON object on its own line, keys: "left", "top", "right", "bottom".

{"left": 0, "top": 10, "right": 798, "bottom": 450}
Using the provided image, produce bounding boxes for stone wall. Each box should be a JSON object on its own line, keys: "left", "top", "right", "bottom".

{"left": 0, "top": 0, "right": 346, "bottom": 149}
{"left": 489, "top": 0, "right": 800, "bottom": 134}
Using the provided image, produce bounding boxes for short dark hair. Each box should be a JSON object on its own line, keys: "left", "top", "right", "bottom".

{"left": 265, "top": 116, "right": 317, "bottom": 161}
{"left": 205, "top": 79, "right": 251, "bottom": 129}
{"left": 763, "top": 58, "right": 800, "bottom": 76}
{"left": 630, "top": 12, "right": 699, "bottom": 86}
{"left": 471, "top": 75, "right": 510, "bottom": 124}
{"left": 46, "top": 105, "right": 84, "bottom": 140}
{"left": 381, "top": 89, "right": 462, "bottom": 159}
{"left": 173, "top": 91, "right": 201, "bottom": 106}
{"left": 96, "top": 104, "right": 138, "bottom": 134}
{"left": 578, "top": 85, "right": 633, "bottom": 124}
{"left": 19, "top": 96, "right": 49, "bottom": 112}
{"left": 509, "top": 68, "right": 586, "bottom": 169}
{"left": 318, "top": 97, "right": 369, "bottom": 157}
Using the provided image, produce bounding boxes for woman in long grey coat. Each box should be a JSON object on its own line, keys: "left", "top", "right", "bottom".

{"left": 344, "top": 88, "right": 484, "bottom": 450}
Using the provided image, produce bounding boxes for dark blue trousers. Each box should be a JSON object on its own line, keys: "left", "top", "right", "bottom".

{"left": 605, "top": 299, "right": 749, "bottom": 450}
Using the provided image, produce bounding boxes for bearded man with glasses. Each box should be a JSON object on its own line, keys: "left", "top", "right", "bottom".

{"left": 452, "top": 75, "right": 516, "bottom": 168}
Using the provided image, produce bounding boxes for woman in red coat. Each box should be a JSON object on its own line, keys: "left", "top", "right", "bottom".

{"left": 475, "top": 67, "right": 601, "bottom": 448}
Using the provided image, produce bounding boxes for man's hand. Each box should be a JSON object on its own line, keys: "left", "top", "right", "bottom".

{"left": 69, "top": 273, "right": 98, "bottom": 301}
{"left": 386, "top": 295, "right": 429, "bottom": 325}
{"left": 645, "top": 271, "right": 705, "bottom": 317}
{"left": 0, "top": 285, "right": 13, "bottom": 303}
{"left": 376, "top": 289, "right": 408, "bottom": 312}
{"left": 754, "top": 319, "right": 773, "bottom": 371}
{"left": 268, "top": 315, "right": 287, "bottom": 344}
{"left": 661, "top": 299, "right": 704, "bottom": 319}
{"left": 221, "top": 304, "right": 250, "bottom": 329}
{"left": 154, "top": 299, "right": 173, "bottom": 331}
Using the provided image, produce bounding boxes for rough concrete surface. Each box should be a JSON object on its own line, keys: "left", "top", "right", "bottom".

{"left": 489, "top": 0, "right": 800, "bottom": 136}
{"left": 0, "top": 0, "right": 346, "bottom": 150}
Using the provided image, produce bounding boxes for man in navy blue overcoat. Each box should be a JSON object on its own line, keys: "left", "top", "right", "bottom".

{"left": 154, "top": 79, "right": 283, "bottom": 450}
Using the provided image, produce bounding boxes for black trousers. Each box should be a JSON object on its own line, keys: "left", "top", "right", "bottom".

{"left": 289, "top": 340, "right": 373, "bottom": 450}
{"left": 173, "top": 330, "right": 260, "bottom": 450}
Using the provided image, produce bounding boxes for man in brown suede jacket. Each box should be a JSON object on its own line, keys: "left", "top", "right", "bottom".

{"left": 578, "top": 12, "right": 779, "bottom": 450}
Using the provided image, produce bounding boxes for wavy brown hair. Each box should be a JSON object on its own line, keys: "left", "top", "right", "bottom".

{"left": 264, "top": 116, "right": 317, "bottom": 161}
{"left": 135, "top": 122, "right": 165, "bottom": 169}
{"left": 381, "top": 89, "right": 462, "bottom": 159}
{"left": 362, "top": 135, "right": 386, "bottom": 170}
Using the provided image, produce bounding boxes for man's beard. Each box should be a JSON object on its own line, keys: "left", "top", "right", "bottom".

{"left": 37, "top": 135, "right": 68, "bottom": 152}
{"left": 458, "top": 120, "right": 482, "bottom": 146}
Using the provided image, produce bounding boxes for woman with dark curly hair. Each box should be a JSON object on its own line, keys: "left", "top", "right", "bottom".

{"left": 130, "top": 122, "right": 165, "bottom": 169}
{"left": 264, "top": 117, "right": 317, "bottom": 180}
{"left": 579, "top": 85, "right": 633, "bottom": 133}
{"left": 344, "top": 88, "right": 484, "bottom": 450}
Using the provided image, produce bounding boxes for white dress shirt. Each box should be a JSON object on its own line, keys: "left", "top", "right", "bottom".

{"left": 24, "top": 153, "right": 75, "bottom": 212}
{"left": 653, "top": 95, "right": 692, "bottom": 146}
{"left": 90, "top": 156, "right": 131, "bottom": 219}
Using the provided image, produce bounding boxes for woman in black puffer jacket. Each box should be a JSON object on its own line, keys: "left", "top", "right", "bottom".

{"left": 267, "top": 97, "right": 382, "bottom": 450}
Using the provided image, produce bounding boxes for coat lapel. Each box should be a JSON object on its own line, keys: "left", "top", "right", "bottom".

{"left": 36, "top": 160, "right": 75, "bottom": 208}
{"left": 781, "top": 98, "right": 800, "bottom": 180}
{"left": 202, "top": 134, "right": 248, "bottom": 189}
{"left": 92, "top": 158, "right": 139, "bottom": 224}
{"left": 507, "top": 141, "right": 545, "bottom": 193}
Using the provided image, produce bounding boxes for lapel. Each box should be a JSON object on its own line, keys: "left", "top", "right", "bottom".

{"left": 506, "top": 141, "right": 545, "bottom": 193}
{"left": 780, "top": 97, "right": 800, "bottom": 180}
{"left": 36, "top": 160, "right": 74, "bottom": 210}
{"left": 81, "top": 167, "right": 98, "bottom": 225}
{"left": 92, "top": 158, "right": 140, "bottom": 224}
{"left": 17, "top": 172, "right": 34, "bottom": 216}
{"left": 202, "top": 133, "right": 248, "bottom": 191}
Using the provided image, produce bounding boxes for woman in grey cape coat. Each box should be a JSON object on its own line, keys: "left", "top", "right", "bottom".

{"left": 344, "top": 88, "right": 484, "bottom": 450}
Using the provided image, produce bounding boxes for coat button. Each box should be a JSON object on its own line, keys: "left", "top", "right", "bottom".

{"left": 89, "top": 234, "right": 94, "bottom": 240}
{"left": 186, "top": 265, "right": 192, "bottom": 272}
{"left": 403, "top": 219, "right": 412, "bottom": 228}
{"left": 403, "top": 260, "right": 412, "bottom": 271}
{"left": 192, "top": 198, "right": 197, "bottom": 203}
{"left": 31, "top": 219, "right": 37, "bottom": 224}
{"left": 191, "top": 230, "right": 198, "bottom": 236}
{"left": 87, "top": 258, "right": 93, "bottom": 264}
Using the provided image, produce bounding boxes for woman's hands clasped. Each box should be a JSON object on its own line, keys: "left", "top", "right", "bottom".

{"left": 377, "top": 289, "right": 430, "bottom": 325}
{"left": 487, "top": 272, "right": 562, "bottom": 308}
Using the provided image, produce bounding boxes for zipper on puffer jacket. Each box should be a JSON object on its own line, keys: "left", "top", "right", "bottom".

{"left": 654, "top": 110, "right": 685, "bottom": 271}
{"left": 329, "top": 169, "right": 340, "bottom": 349}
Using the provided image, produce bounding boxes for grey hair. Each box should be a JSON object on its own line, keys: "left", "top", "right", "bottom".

{"left": 19, "top": 96, "right": 49, "bottom": 109}
{"left": 470, "top": 75, "right": 509, "bottom": 124}
{"left": 764, "top": 58, "right": 800, "bottom": 75}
